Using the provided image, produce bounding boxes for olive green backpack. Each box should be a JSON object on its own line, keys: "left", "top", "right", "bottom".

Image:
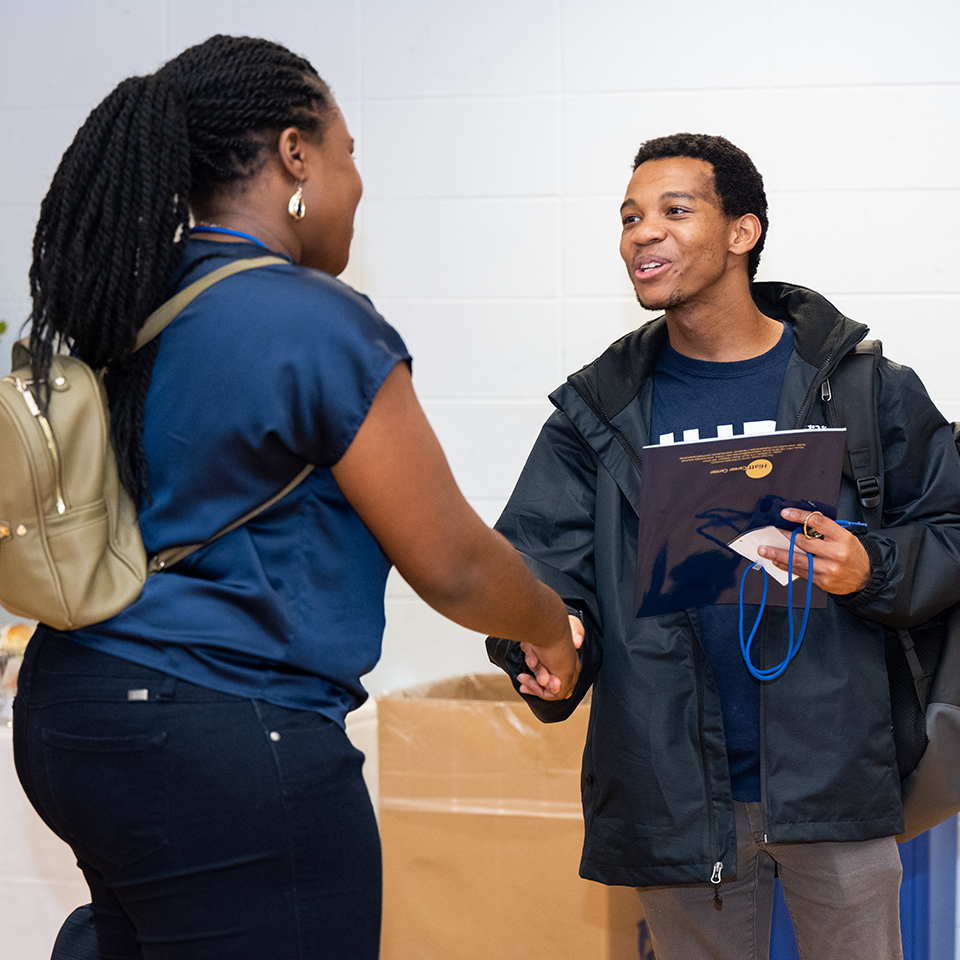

{"left": 0, "top": 255, "right": 311, "bottom": 630}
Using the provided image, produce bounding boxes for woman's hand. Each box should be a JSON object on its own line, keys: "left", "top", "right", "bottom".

{"left": 517, "top": 616, "right": 584, "bottom": 700}
{"left": 758, "top": 508, "right": 871, "bottom": 596}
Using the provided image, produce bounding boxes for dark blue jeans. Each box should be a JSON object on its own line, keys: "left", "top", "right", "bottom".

{"left": 14, "top": 628, "right": 381, "bottom": 960}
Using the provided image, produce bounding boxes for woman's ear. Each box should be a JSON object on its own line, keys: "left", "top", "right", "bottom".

{"left": 277, "top": 126, "right": 308, "bottom": 181}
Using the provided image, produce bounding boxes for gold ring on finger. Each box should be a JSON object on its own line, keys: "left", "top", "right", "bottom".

{"left": 803, "top": 510, "right": 824, "bottom": 539}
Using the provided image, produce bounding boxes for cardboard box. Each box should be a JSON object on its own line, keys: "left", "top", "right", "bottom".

{"left": 378, "top": 673, "right": 643, "bottom": 959}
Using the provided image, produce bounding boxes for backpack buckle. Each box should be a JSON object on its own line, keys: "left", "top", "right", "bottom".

{"left": 857, "top": 476, "right": 881, "bottom": 509}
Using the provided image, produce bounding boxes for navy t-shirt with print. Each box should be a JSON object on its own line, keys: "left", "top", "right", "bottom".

{"left": 649, "top": 323, "right": 794, "bottom": 801}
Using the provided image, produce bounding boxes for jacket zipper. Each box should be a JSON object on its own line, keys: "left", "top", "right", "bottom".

{"left": 792, "top": 328, "right": 870, "bottom": 429}
{"left": 584, "top": 383, "right": 732, "bottom": 885}
{"left": 14, "top": 377, "right": 66, "bottom": 515}
{"left": 792, "top": 355, "right": 832, "bottom": 428}
{"left": 711, "top": 860, "right": 723, "bottom": 904}
{"left": 593, "top": 392, "right": 645, "bottom": 477}
{"left": 691, "top": 620, "right": 725, "bottom": 894}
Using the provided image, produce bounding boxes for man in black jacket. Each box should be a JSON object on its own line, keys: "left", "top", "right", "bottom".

{"left": 487, "top": 133, "right": 960, "bottom": 960}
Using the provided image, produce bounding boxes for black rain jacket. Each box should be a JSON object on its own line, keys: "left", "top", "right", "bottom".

{"left": 488, "top": 281, "right": 960, "bottom": 888}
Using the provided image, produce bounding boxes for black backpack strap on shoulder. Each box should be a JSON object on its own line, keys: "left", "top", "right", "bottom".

{"left": 823, "top": 339, "right": 933, "bottom": 708}
{"left": 821, "top": 339, "right": 884, "bottom": 531}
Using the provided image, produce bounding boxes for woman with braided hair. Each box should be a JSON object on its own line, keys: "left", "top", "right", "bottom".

{"left": 13, "top": 35, "right": 581, "bottom": 959}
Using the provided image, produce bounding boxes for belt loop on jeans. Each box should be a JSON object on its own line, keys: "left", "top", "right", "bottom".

{"left": 153, "top": 673, "right": 178, "bottom": 702}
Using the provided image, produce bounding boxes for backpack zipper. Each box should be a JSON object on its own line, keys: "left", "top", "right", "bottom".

{"left": 13, "top": 377, "right": 66, "bottom": 515}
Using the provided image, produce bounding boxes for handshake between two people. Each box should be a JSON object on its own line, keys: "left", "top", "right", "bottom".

{"left": 517, "top": 615, "right": 585, "bottom": 701}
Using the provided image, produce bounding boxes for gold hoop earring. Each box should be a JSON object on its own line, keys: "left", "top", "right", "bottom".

{"left": 288, "top": 181, "right": 305, "bottom": 220}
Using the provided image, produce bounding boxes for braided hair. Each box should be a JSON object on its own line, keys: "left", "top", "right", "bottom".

{"left": 29, "top": 35, "right": 334, "bottom": 506}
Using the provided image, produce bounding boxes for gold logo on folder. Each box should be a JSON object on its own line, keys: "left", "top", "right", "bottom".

{"left": 746, "top": 458, "right": 773, "bottom": 479}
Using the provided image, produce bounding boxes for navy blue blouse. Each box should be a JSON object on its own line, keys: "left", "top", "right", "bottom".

{"left": 70, "top": 241, "right": 411, "bottom": 725}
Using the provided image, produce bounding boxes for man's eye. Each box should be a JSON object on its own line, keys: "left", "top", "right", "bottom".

{"left": 622, "top": 214, "right": 640, "bottom": 226}
{"left": 666, "top": 206, "right": 687, "bottom": 215}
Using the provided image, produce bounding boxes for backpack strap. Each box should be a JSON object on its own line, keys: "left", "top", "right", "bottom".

{"left": 823, "top": 340, "right": 933, "bottom": 706}
{"left": 147, "top": 462, "right": 315, "bottom": 574}
{"left": 132, "top": 254, "right": 314, "bottom": 573}
{"left": 821, "top": 340, "right": 884, "bottom": 530}
{"left": 133, "top": 255, "right": 288, "bottom": 352}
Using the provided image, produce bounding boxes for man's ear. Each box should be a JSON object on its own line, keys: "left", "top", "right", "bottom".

{"left": 730, "top": 213, "right": 762, "bottom": 255}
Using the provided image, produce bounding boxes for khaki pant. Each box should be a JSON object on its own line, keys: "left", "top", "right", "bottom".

{"left": 636, "top": 801, "right": 903, "bottom": 960}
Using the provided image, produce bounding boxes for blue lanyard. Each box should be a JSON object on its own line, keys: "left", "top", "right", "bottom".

{"left": 190, "top": 225, "right": 270, "bottom": 250}
{"left": 738, "top": 526, "right": 814, "bottom": 681}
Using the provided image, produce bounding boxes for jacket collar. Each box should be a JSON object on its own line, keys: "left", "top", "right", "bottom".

{"left": 751, "top": 281, "right": 868, "bottom": 372}
{"left": 564, "top": 281, "right": 869, "bottom": 422}
{"left": 550, "top": 280, "right": 870, "bottom": 514}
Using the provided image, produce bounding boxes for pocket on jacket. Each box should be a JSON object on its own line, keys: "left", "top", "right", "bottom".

{"left": 41, "top": 727, "right": 169, "bottom": 866}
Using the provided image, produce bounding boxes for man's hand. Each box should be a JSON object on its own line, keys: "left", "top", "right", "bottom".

{"left": 517, "top": 616, "right": 584, "bottom": 700}
{"left": 758, "top": 508, "right": 871, "bottom": 595}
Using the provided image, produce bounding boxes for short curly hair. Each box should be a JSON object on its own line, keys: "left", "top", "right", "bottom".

{"left": 632, "top": 133, "right": 768, "bottom": 280}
